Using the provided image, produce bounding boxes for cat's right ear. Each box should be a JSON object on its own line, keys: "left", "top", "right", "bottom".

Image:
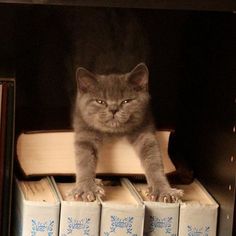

{"left": 76, "top": 67, "right": 97, "bottom": 93}
{"left": 127, "top": 63, "right": 149, "bottom": 91}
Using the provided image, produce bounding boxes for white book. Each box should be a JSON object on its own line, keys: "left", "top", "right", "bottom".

{"left": 126, "top": 180, "right": 179, "bottom": 236}
{"left": 14, "top": 177, "right": 60, "bottom": 236}
{"left": 99, "top": 178, "right": 145, "bottom": 236}
{"left": 177, "top": 179, "right": 218, "bottom": 236}
{"left": 51, "top": 177, "right": 101, "bottom": 236}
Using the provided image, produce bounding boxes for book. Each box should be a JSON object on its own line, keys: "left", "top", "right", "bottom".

{"left": 127, "top": 180, "right": 180, "bottom": 236}
{"left": 177, "top": 179, "right": 218, "bottom": 236}
{"left": 0, "top": 79, "right": 15, "bottom": 236}
{"left": 13, "top": 177, "right": 60, "bottom": 236}
{"left": 99, "top": 178, "right": 145, "bottom": 236}
{"left": 16, "top": 130, "right": 176, "bottom": 176}
{"left": 51, "top": 177, "right": 101, "bottom": 236}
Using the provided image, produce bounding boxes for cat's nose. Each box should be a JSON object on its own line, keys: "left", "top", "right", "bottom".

{"left": 110, "top": 108, "right": 118, "bottom": 115}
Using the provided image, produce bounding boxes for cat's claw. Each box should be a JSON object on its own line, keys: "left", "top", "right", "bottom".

{"left": 158, "top": 188, "right": 183, "bottom": 203}
{"left": 147, "top": 187, "right": 183, "bottom": 203}
{"left": 68, "top": 179, "right": 105, "bottom": 202}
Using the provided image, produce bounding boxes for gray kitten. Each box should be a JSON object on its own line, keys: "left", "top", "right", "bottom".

{"left": 70, "top": 62, "right": 183, "bottom": 202}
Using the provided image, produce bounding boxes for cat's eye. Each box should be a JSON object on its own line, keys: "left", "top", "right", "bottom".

{"left": 96, "top": 99, "right": 106, "bottom": 105}
{"left": 121, "top": 99, "right": 132, "bottom": 105}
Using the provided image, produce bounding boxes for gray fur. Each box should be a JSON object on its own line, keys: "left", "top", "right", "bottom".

{"left": 71, "top": 63, "right": 183, "bottom": 202}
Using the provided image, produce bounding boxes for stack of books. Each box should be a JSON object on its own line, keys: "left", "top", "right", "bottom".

{"left": 0, "top": 78, "right": 15, "bottom": 236}
{"left": 13, "top": 131, "right": 219, "bottom": 236}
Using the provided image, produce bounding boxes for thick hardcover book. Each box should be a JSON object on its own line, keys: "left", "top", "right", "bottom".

{"left": 127, "top": 180, "right": 179, "bottom": 236}
{"left": 99, "top": 178, "right": 145, "bottom": 236}
{"left": 51, "top": 177, "right": 101, "bottom": 236}
{"left": 0, "top": 79, "right": 15, "bottom": 236}
{"left": 16, "top": 130, "right": 176, "bottom": 176}
{"left": 177, "top": 179, "right": 218, "bottom": 236}
{"left": 14, "top": 177, "right": 60, "bottom": 236}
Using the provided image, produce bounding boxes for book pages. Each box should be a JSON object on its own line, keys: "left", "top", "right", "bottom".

{"left": 19, "top": 178, "right": 57, "bottom": 203}
{"left": 16, "top": 131, "right": 175, "bottom": 176}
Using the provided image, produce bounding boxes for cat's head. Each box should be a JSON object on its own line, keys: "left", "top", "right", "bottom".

{"left": 74, "top": 63, "right": 150, "bottom": 134}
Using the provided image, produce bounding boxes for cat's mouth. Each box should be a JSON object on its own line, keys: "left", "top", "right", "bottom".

{"left": 104, "top": 117, "right": 121, "bottom": 128}
{"left": 97, "top": 112, "right": 131, "bottom": 131}
{"left": 104, "top": 115, "right": 128, "bottom": 128}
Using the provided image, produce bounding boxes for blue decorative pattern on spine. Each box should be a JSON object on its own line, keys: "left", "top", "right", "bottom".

{"left": 31, "top": 220, "right": 54, "bottom": 236}
{"left": 187, "top": 226, "right": 210, "bottom": 236}
{"left": 149, "top": 216, "right": 176, "bottom": 235}
{"left": 104, "top": 216, "right": 137, "bottom": 236}
{"left": 61, "top": 217, "right": 91, "bottom": 236}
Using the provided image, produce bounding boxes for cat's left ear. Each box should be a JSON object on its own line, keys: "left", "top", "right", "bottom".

{"left": 127, "top": 63, "right": 149, "bottom": 91}
{"left": 76, "top": 67, "right": 98, "bottom": 93}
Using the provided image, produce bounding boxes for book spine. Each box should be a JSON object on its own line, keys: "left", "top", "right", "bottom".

{"left": 144, "top": 202, "right": 179, "bottom": 236}
{"left": 14, "top": 179, "right": 60, "bottom": 236}
{"left": 59, "top": 202, "right": 101, "bottom": 236}
{"left": 100, "top": 179, "right": 145, "bottom": 236}
{"left": 100, "top": 204, "right": 145, "bottom": 236}
{"left": 123, "top": 178, "right": 179, "bottom": 236}
{"left": 13, "top": 179, "right": 24, "bottom": 236}
{"left": 50, "top": 177, "right": 101, "bottom": 236}
{"left": 22, "top": 202, "right": 60, "bottom": 236}
{"left": 178, "top": 204, "right": 218, "bottom": 236}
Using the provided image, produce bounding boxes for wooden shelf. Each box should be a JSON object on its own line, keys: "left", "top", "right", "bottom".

{"left": 0, "top": 0, "right": 236, "bottom": 12}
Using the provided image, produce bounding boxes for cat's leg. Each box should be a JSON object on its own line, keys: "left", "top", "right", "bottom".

{"left": 131, "top": 132, "right": 183, "bottom": 202}
{"left": 69, "top": 131, "right": 105, "bottom": 202}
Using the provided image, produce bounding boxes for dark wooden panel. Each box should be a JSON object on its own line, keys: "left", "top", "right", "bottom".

{"left": 0, "top": 0, "right": 236, "bottom": 11}
{"left": 171, "top": 12, "right": 236, "bottom": 235}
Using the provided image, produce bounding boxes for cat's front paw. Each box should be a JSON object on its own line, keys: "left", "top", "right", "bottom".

{"left": 146, "top": 186, "right": 183, "bottom": 203}
{"left": 68, "top": 178, "right": 105, "bottom": 202}
{"left": 158, "top": 188, "right": 183, "bottom": 203}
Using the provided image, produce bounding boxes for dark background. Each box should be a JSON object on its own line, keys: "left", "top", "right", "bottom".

{"left": 0, "top": 3, "right": 235, "bottom": 235}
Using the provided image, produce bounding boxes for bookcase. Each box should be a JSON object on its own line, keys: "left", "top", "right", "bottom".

{"left": 0, "top": 1, "right": 235, "bottom": 235}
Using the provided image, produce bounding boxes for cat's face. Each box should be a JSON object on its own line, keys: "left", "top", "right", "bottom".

{"left": 74, "top": 63, "right": 150, "bottom": 133}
